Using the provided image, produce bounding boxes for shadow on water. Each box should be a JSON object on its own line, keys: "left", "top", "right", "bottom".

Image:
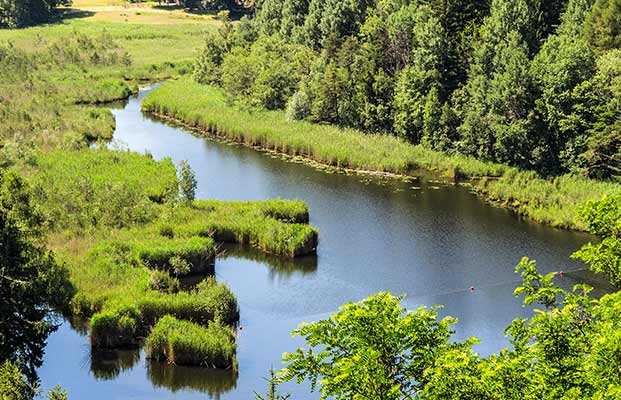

{"left": 147, "top": 361, "right": 237, "bottom": 398}
{"left": 89, "top": 347, "right": 141, "bottom": 380}
{"left": 219, "top": 243, "right": 318, "bottom": 278}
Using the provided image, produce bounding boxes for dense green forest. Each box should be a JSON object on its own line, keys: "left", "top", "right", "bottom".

{"left": 194, "top": 0, "right": 621, "bottom": 180}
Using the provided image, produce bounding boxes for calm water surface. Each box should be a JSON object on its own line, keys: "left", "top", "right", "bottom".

{"left": 38, "top": 88, "right": 611, "bottom": 399}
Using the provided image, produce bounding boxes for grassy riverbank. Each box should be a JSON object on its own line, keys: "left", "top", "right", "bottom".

{"left": 143, "top": 79, "right": 621, "bottom": 230}
{"left": 11, "top": 148, "right": 318, "bottom": 363}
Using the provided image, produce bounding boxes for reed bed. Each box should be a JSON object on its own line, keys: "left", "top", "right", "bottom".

{"left": 165, "top": 200, "right": 318, "bottom": 257}
{"left": 134, "top": 236, "right": 216, "bottom": 276}
{"left": 90, "top": 278, "right": 239, "bottom": 348}
{"left": 143, "top": 79, "right": 621, "bottom": 230}
{"left": 145, "top": 315, "right": 236, "bottom": 369}
{"left": 27, "top": 149, "right": 178, "bottom": 231}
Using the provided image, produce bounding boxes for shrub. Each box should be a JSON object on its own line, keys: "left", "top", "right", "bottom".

{"left": 149, "top": 270, "right": 180, "bottom": 294}
{"left": 178, "top": 160, "right": 197, "bottom": 203}
{"left": 146, "top": 315, "right": 236, "bottom": 369}
{"left": 285, "top": 91, "right": 311, "bottom": 121}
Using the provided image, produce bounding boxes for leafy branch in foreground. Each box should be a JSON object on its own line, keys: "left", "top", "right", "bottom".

{"left": 277, "top": 195, "right": 621, "bottom": 399}
{"left": 280, "top": 292, "right": 460, "bottom": 400}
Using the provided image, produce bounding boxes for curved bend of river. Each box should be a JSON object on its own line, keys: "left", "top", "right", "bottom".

{"left": 37, "top": 88, "right": 611, "bottom": 399}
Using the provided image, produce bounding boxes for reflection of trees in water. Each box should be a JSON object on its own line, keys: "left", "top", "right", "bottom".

{"left": 89, "top": 347, "right": 141, "bottom": 380}
{"left": 147, "top": 361, "right": 238, "bottom": 399}
{"left": 220, "top": 243, "right": 318, "bottom": 278}
{"left": 179, "top": 244, "right": 318, "bottom": 289}
{"left": 65, "top": 315, "right": 90, "bottom": 336}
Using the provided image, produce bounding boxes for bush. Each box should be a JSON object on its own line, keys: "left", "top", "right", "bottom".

{"left": 285, "top": 91, "right": 311, "bottom": 121}
{"left": 149, "top": 270, "right": 180, "bottom": 294}
{"left": 178, "top": 160, "right": 197, "bottom": 203}
{"left": 146, "top": 315, "right": 236, "bottom": 368}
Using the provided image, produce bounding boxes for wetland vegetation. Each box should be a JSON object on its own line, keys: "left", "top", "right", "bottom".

{"left": 1, "top": 0, "right": 621, "bottom": 398}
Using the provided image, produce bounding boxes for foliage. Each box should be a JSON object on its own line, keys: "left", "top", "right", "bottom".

{"left": 0, "top": 361, "right": 35, "bottom": 400}
{"left": 145, "top": 315, "right": 236, "bottom": 368}
{"left": 0, "top": 0, "right": 70, "bottom": 28}
{"left": 254, "top": 368, "right": 290, "bottom": 400}
{"left": 281, "top": 292, "right": 458, "bottom": 399}
{"left": 0, "top": 171, "right": 72, "bottom": 381}
{"left": 178, "top": 160, "right": 197, "bottom": 203}
{"left": 584, "top": 0, "right": 621, "bottom": 54}
{"left": 572, "top": 194, "right": 621, "bottom": 287}
{"left": 191, "top": 0, "right": 621, "bottom": 183}
{"left": 285, "top": 90, "right": 311, "bottom": 121}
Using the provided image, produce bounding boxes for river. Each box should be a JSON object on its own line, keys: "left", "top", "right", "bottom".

{"left": 37, "top": 88, "right": 611, "bottom": 399}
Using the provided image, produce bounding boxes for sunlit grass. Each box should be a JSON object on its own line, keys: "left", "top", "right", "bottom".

{"left": 144, "top": 78, "right": 621, "bottom": 230}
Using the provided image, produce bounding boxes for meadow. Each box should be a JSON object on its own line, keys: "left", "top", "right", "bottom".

{"left": 143, "top": 79, "right": 621, "bottom": 230}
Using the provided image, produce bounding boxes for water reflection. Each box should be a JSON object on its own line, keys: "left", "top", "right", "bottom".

{"left": 148, "top": 361, "right": 237, "bottom": 399}
{"left": 90, "top": 347, "right": 140, "bottom": 380}
{"left": 220, "top": 244, "right": 318, "bottom": 278}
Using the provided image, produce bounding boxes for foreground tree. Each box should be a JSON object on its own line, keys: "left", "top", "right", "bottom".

{"left": 280, "top": 292, "right": 458, "bottom": 399}
{"left": 0, "top": 171, "right": 72, "bottom": 382}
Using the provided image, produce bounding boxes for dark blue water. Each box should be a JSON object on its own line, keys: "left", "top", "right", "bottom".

{"left": 37, "top": 88, "right": 611, "bottom": 399}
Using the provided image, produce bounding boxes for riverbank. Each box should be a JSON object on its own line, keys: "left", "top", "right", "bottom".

{"left": 142, "top": 78, "right": 621, "bottom": 231}
{"left": 14, "top": 148, "right": 318, "bottom": 366}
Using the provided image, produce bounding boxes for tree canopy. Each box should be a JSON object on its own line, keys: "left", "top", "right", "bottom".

{"left": 194, "top": 0, "right": 621, "bottom": 180}
{"left": 0, "top": 171, "right": 72, "bottom": 382}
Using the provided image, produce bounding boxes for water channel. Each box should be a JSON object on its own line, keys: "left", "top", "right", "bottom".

{"left": 37, "top": 88, "right": 611, "bottom": 399}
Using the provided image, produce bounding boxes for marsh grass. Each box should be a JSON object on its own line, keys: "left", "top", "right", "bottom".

{"left": 90, "top": 277, "right": 239, "bottom": 348}
{"left": 144, "top": 79, "right": 621, "bottom": 230}
{"left": 145, "top": 315, "right": 236, "bottom": 369}
{"left": 166, "top": 200, "right": 318, "bottom": 257}
{"left": 0, "top": 19, "right": 209, "bottom": 152}
{"left": 24, "top": 149, "right": 178, "bottom": 231}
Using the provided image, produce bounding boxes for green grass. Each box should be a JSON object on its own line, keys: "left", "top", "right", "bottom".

{"left": 0, "top": 18, "right": 211, "bottom": 151}
{"left": 134, "top": 236, "right": 216, "bottom": 276}
{"left": 30, "top": 148, "right": 317, "bottom": 353}
{"left": 145, "top": 315, "right": 236, "bottom": 369}
{"left": 24, "top": 149, "right": 178, "bottom": 232}
{"left": 90, "top": 277, "right": 239, "bottom": 348}
{"left": 143, "top": 79, "right": 621, "bottom": 230}
{"left": 165, "top": 200, "right": 318, "bottom": 257}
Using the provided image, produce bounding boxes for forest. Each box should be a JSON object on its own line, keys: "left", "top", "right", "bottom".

{"left": 1, "top": 0, "right": 621, "bottom": 399}
{"left": 194, "top": 0, "right": 621, "bottom": 180}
